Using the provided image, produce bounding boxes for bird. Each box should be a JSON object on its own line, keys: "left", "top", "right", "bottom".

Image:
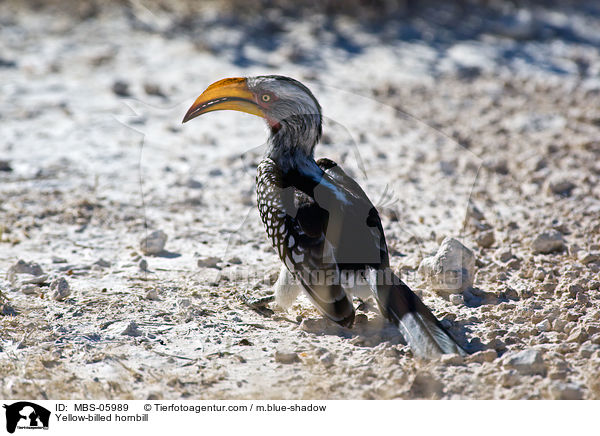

{"left": 183, "top": 75, "right": 466, "bottom": 359}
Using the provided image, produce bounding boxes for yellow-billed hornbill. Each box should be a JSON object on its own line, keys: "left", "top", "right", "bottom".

{"left": 183, "top": 75, "right": 465, "bottom": 359}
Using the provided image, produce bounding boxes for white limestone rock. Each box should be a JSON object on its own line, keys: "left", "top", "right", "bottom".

{"left": 418, "top": 237, "right": 476, "bottom": 295}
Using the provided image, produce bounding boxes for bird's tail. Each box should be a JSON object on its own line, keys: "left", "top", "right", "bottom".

{"left": 371, "top": 269, "right": 466, "bottom": 359}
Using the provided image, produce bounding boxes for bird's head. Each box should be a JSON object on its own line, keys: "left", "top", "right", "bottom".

{"left": 183, "top": 75, "right": 322, "bottom": 163}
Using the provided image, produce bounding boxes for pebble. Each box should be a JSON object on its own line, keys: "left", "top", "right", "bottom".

{"left": 575, "top": 292, "right": 589, "bottom": 305}
{"left": 274, "top": 350, "right": 300, "bottom": 364}
{"left": 577, "top": 251, "right": 599, "bottom": 264}
{"left": 449, "top": 294, "right": 464, "bottom": 305}
{"left": 143, "top": 82, "right": 166, "bottom": 98}
{"left": 197, "top": 257, "right": 221, "bottom": 268}
{"left": 547, "top": 177, "right": 576, "bottom": 196}
{"left": 533, "top": 269, "right": 546, "bottom": 281}
{"left": 567, "top": 327, "right": 588, "bottom": 343}
{"left": 549, "top": 382, "right": 584, "bottom": 400}
{"left": 145, "top": 289, "right": 159, "bottom": 300}
{"left": 354, "top": 313, "right": 369, "bottom": 325}
{"left": 440, "top": 353, "right": 464, "bottom": 365}
{"left": 502, "top": 349, "right": 546, "bottom": 375}
{"left": 418, "top": 237, "right": 476, "bottom": 295}
{"left": 139, "top": 259, "right": 148, "bottom": 271}
{"left": 50, "top": 277, "right": 71, "bottom": 301}
{"left": 536, "top": 319, "right": 551, "bottom": 332}
{"left": 300, "top": 318, "right": 328, "bottom": 333}
{"left": 112, "top": 80, "right": 130, "bottom": 97}
{"left": 7, "top": 260, "right": 47, "bottom": 288}
{"left": 475, "top": 230, "right": 495, "bottom": 248}
{"left": 0, "top": 160, "right": 13, "bottom": 172}
{"left": 319, "top": 352, "right": 335, "bottom": 367}
{"left": 468, "top": 349, "right": 497, "bottom": 363}
{"left": 531, "top": 231, "right": 566, "bottom": 254}
{"left": 93, "top": 258, "right": 111, "bottom": 268}
{"left": 140, "top": 230, "right": 167, "bottom": 255}
{"left": 497, "top": 248, "right": 513, "bottom": 263}
{"left": 409, "top": 371, "right": 444, "bottom": 399}
{"left": 121, "top": 321, "right": 142, "bottom": 337}
{"left": 21, "top": 285, "right": 40, "bottom": 295}
{"left": 7, "top": 260, "right": 44, "bottom": 278}
{"left": 0, "top": 303, "right": 17, "bottom": 316}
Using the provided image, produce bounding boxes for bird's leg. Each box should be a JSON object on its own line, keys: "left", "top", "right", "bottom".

{"left": 273, "top": 264, "right": 301, "bottom": 310}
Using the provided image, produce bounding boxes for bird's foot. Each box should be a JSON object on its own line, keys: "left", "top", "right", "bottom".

{"left": 238, "top": 294, "right": 275, "bottom": 316}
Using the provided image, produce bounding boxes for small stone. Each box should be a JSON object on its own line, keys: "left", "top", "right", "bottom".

{"left": 354, "top": 313, "right": 369, "bottom": 325}
{"left": 319, "top": 352, "right": 335, "bottom": 367}
{"left": 536, "top": 319, "right": 551, "bottom": 332}
{"left": 145, "top": 289, "right": 159, "bottom": 300}
{"left": 197, "top": 257, "right": 221, "bottom": 268}
{"left": 500, "top": 369, "right": 521, "bottom": 388}
{"left": 504, "top": 287, "right": 519, "bottom": 300}
{"left": 139, "top": 259, "right": 148, "bottom": 271}
{"left": 418, "top": 237, "right": 476, "bottom": 295}
{"left": 588, "top": 280, "right": 600, "bottom": 290}
{"left": 409, "top": 371, "right": 444, "bottom": 398}
{"left": 314, "top": 347, "right": 329, "bottom": 356}
{"left": 449, "top": 294, "right": 464, "bottom": 305}
{"left": 144, "top": 82, "right": 166, "bottom": 98}
{"left": 475, "top": 230, "right": 495, "bottom": 248}
{"left": 7, "top": 260, "right": 46, "bottom": 287}
{"left": 228, "top": 257, "right": 243, "bottom": 265}
{"left": 502, "top": 349, "right": 546, "bottom": 375}
{"left": 7, "top": 260, "right": 44, "bottom": 277}
{"left": 531, "top": 231, "right": 566, "bottom": 254}
{"left": 497, "top": 248, "right": 513, "bottom": 263}
{"left": 578, "top": 251, "right": 599, "bottom": 264}
{"left": 567, "top": 283, "right": 584, "bottom": 298}
{"left": 567, "top": 327, "right": 588, "bottom": 343}
{"left": 121, "top": 321, "right": 142, "bottom": 337}
{"left": 576, "top": 292, "right": 589, "bottom": 305}
{"left": 52, "top": 256, "right": 67, "bottom": 264}
{"left": 440, "top": 353, "right": 464, "bottom": 365}
{"left": 21, "top": 285, "right": 40, "bottom": 295}
{"left": 549, "top": 382, "right": 584, "bottom": 400}
{"left": 0, "top": 303, "right": 17, "bottom": 316}
{"left": 579, "top": 343, "right": 597, "bottom": 359}
{"left": 50, "top": 277, "right": 71, "bottom": 301}
{"left": 140, "top": 230, "right": 167, "bottom": 255}
{"left": 468, "top": 349, "right": 497, "bottom": 363}
{"left": 112, "top": 80, "right": 130, "bottom": 97}
{"left": 533, "top": 269, "right": 546, "bottom": 281}
{"left": 0, "top": 160, "right": 13, "bottom": 172}
{"left": 178, "top": 298, "right": 191, "bottom": 308}
{"left": 274, "top": 350, "right": 299, "bottom": 364}
{"left": 93, "top": 258, "right": 111, "bottom": 268}
{"left": 300, "top": 318, "right": 328, "bottom": 334}
{"left": 547, "top": 178, "right": 576, "bottom": 196}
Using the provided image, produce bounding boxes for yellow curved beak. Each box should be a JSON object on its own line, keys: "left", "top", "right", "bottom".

{"left": 182, "top": 77, "right": 265, "bottom": 123}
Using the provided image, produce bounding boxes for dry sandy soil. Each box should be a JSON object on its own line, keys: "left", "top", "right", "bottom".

{"left": 1, "top": 0, "right": 600, "bottom": 399}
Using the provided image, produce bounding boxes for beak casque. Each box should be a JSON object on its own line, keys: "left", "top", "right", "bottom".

{"left": 182, "top": 77, "right": 265, "bottom": 123}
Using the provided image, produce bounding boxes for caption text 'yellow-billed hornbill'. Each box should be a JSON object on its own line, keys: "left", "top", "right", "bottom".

{"left": 183, "top": 75, "right": 465, "bottom": 359}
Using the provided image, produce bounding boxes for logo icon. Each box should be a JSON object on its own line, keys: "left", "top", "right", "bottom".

{"left": 3, "top": 402, "right": 50, "bottom": 433}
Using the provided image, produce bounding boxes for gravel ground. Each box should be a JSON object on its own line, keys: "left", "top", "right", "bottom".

{"left": 1, "top": 0, "right": 599, "bottom": 399}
